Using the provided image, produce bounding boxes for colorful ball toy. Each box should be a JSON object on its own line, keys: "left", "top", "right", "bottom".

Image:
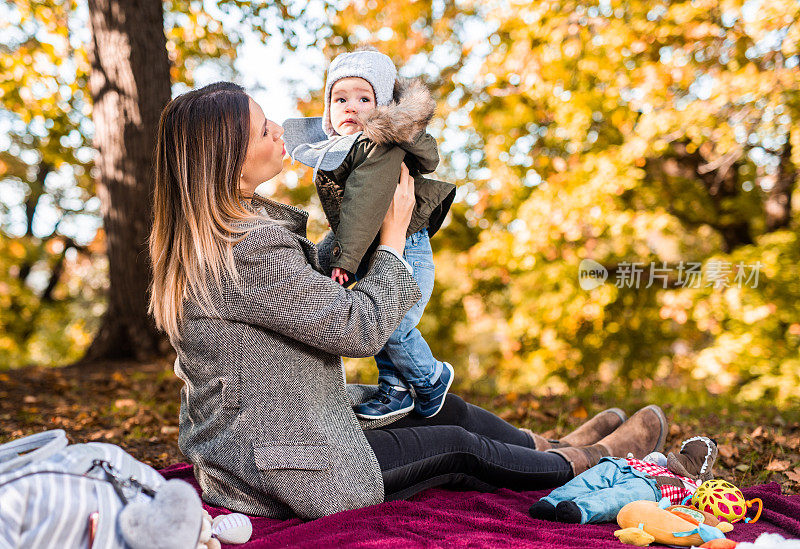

{"left": 690, "top": 480, "right": 762, "bottom": 524}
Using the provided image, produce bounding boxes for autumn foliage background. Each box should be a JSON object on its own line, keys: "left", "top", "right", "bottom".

{"left": 2, "top": 0, "right": 799, "bottom": 412}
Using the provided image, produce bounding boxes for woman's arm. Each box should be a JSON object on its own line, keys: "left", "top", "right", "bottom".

{"left": 316, "top": 230, "right": 336, "bottom": 276}
{"left": 225, "top": 227, "right": 419, "bottom": 358}
{"left": 225, "top": 168, "right": 418, "bottom": 358}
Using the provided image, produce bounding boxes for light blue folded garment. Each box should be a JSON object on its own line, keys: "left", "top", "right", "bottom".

{"left": 282, "top": 116, "right": 361, "bottom": 177}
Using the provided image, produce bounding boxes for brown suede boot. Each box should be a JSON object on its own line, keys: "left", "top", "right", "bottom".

{"left": 546, "top": 405, "right": 668, "bottom": 475}
{"left": 520, "top": 408, "right": 627, "bottom": 450}
{"left": 558, "top": 408, "right": 627, "bottom": 447}
{"left": 519, "top": 428, "right": 556, "bottom": 450}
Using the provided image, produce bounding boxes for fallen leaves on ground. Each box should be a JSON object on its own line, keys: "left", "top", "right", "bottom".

{"left": 0, "top": 360, "right": 798, "bottom": 494}
{"left": 0, "top": 359, "right": 182, "bottom": 470}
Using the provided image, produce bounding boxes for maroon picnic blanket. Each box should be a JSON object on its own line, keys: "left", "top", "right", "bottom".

{"left": 162, "top": 462, "right": 800, "bottom": 548}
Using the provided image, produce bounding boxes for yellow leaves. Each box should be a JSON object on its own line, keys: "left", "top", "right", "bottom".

{"left": 570, "top": 405, "right": 588, "bottom": 419}
{"left": 551, "top": 157, "right": 567, "bottom": 172}
{"left": 608, "top": 110, "right": 630, "bottom": 132}
{"left": 659, "top": 290, "right": 693, "bottom": 324}
{"left": 161, "top": 3, "right": 236, "bottom": 86}
{"left": 114, "top": 398, "right": 136, "bottom": 409}
{"left": 740, "top": 304, "right": 775, "bottom": 325}
{"left": 686, "top": 21, "right": 720, "bottom": 40}
{"left": 7, "top": 241, "right": 27, "bottom": 259}
{"left": 630, "top": 40, "right": 647, "bottom": 54}
{"left": 67, "top": 321, "right": 93, "bottom": 347}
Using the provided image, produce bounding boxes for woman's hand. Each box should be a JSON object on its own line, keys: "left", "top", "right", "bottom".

{"left": 379, "top": 162, "right": 415, "bottom": 253}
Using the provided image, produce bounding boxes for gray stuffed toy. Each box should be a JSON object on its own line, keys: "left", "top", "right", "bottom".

{"left": 119, "top": 479, "right": 253, "bottom": 549}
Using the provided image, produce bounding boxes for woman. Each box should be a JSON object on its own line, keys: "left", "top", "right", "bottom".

{"left": 149, "top": 82, "right": 668, "bottom": 520}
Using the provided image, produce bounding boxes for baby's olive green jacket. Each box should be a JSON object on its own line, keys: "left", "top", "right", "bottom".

{"left": 316, "top": 79, "right": 456, "bottom": 273}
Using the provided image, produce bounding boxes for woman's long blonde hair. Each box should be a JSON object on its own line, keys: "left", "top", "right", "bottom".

{"left": 149, "top": 82, "right": 262, "bottom": 344}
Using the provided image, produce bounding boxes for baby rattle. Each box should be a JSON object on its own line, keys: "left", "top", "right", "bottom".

{"left": 685, "top": 479, "right": 762, "bottom": 524}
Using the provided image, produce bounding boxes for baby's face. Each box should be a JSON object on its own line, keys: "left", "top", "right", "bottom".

{"left": 329, "top": 77, "right": 376, "bottom": 135}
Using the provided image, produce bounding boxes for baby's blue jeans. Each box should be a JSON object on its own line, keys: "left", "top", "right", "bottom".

{"left": 540, "top": 459, "right": 661, "bottom": 523}
{"left": 357, "top": 228, "right": 444, "bottom": 391}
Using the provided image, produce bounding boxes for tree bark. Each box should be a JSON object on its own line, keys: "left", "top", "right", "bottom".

{"left": 645, "top": 142, "right": 754, "bottom": 253}
{"left": 83, "top": 0, "right": 171, "bottom": 361}
{"left": 764, "top": 142, "right": 795, "bottom": 232}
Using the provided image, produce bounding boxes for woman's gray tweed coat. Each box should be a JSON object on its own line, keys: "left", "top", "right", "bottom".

{"left": 174, "top": 196, "right": 421, "bottom": 520}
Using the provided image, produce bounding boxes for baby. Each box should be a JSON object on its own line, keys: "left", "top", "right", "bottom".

{"left": 282, "top": 48, "right": 456, "bottom": 420}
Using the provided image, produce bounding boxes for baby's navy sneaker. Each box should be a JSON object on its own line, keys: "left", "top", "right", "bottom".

{"left": 413, "top": 362, "right": 454, "bottom": 418}
{"left": 353, "top": 385, "right": 415, "bottom": 419}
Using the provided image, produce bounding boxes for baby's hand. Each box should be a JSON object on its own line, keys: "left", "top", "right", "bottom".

{"left": 332, "top": 267, "right": 349, "bottom": 285}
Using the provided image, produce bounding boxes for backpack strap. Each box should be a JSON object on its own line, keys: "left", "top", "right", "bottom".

{"left": 0, "top": 429, "right": 68, "bottom": 475}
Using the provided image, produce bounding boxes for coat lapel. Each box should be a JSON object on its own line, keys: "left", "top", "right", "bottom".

{"left": 248, "top": 196, "right": 322, "bottom": 271}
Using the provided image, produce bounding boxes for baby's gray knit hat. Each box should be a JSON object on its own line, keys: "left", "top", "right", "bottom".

{"left": 322, "top": 49, "right": 397, "bottom": 136}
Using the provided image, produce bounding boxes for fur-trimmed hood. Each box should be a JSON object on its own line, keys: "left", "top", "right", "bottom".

{"left": 281, "top": 77, "right": 436, "bottom": 174}
{"left": 355, "top": 77, "right": 435, "bottom": 145}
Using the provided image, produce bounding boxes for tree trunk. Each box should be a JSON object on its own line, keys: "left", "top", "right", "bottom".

{"left": 645, "top": 142, "right": 754, "bottom": 253}
{"left": 765, "top": 142, "right": 795, "bottom": 232}
{"left": 83, "top": 0, "right": 171, "bottom": 361}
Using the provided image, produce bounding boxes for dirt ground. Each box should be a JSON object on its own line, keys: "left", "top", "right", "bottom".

{"left": 1, "top": 358, "right": 798, "bottom": 494}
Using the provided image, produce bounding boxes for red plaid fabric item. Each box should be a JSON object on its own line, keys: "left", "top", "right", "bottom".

{"left": 625, "top": 458, "right": 700, "bottom": 504}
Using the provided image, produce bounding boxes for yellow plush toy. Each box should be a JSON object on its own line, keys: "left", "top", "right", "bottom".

{"left": 614, "top": 524, "right": 656, "bottom": 546}
{"left": 615, "top": 499, "right": 730, "bottom": 547}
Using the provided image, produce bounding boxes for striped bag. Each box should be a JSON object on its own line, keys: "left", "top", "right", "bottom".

{"left": 0, "top": 430, "right": 203, "bottom": 549}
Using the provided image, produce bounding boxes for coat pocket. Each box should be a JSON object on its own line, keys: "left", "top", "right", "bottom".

{"left": 253, "top": 443, "right": 331, "bottom": 471}
{"left": 253, "top": 441, "right": 382, "bottom": 519}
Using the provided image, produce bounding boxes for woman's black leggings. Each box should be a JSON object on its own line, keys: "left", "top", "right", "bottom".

{"left": 363, "top": 394, "right": 573, "bottom": 501}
